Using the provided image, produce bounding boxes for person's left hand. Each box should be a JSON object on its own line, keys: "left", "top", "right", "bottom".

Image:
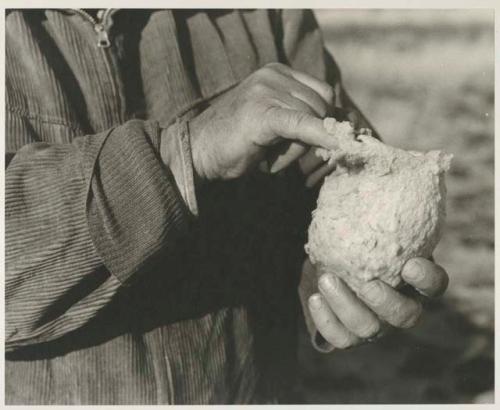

{"left": 305, "top": 257, "right": 449, "bottom": 350}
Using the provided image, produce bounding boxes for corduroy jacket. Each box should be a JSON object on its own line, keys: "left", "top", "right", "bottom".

{"left": 5, "top": 9, "right": 370, "bottom": 404}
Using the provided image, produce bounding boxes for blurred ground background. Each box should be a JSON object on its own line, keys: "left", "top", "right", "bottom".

{"left": 295, "top": 9, "right": 494, "bottom": 404}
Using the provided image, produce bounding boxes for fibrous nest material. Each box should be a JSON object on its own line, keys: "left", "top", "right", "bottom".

{"left": 305, "top": 118, "right": 452, "bottom": 293}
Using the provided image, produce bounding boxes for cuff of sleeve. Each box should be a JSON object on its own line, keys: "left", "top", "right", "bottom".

{"left": 298, "top": 262, "right": 335, "bottom": 353}
{"left": 160, "top": 120, "right": 198, "bottom": 216}
{"left": 86, "top": 120, "right": 190, "bottom": 285}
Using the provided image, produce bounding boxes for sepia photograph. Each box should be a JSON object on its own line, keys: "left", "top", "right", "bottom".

{"left": 2, "top": 5, "right": 495, "bottom": 405}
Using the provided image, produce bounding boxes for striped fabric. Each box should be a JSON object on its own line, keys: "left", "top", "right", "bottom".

{"left": 5, "top": 9, "right": 369, "bottom": 404}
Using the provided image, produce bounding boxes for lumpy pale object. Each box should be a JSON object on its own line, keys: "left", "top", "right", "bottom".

{"left": 305, "top": 118, "right": 452, "bottom": 293}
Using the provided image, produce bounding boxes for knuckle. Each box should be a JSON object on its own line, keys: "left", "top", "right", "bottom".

{"left": 361, "top": 281, "right": 387, "bottom": 306}
{"left": 249, "top": 67, "right": 269, "bottom": 82}
{"left": 264, "top": 62, "right": 284, "bottom": 72}
{"left": 387, "top": 301, "right": 402, "bottom": 320}
{"left": 263, "top": 105, "right": 280, "bottom": 122}
{"left": 334, "top": 335, "right": 354, "bottom": 350}
{"left": 252, "top": 67, "right": 266, "bottom": 78}
{"left": 289, "top": 110, "right": 311, "bottom": 128}
{"left": 257, "top": 63, "right": 281, "bottom": 78}
{"left": 356, "top": 320, "right": 381, "bottom": 339}
{"left": 398, "top": 301, "right": 423, "bottom": 329}
{"left": 248, "top": 80, "right": 268, "bottom": 96}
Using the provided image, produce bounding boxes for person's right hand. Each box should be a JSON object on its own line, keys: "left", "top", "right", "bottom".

{"left": 189, "top": 63, "right": 337, "bottom": 182}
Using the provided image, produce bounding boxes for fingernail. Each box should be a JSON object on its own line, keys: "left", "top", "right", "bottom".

{"left": 308, "top": 294, "right": 323, "bottom": 309}
{"left": 360, "top": 281, "right": 384, "bottom": 305}
{"left": 319, "top": 274, "right": 339, "bottom": 293}
{"left": 404, "top": 259, "right": 425, "bottom": 281}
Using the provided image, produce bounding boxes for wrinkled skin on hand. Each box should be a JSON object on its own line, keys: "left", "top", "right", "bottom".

{"left": 189, "top": 63, "right": 451, "bottom": 353}
{"left": 188, "top": 63, "right": 338, "bottom": 182}
{"left": 304, "top": 246, "right": 449, "bottom": 351}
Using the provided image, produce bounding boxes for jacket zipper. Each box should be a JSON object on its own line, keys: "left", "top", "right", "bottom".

{"left": 70, "top": 14, "right": 173, "bottom": 398}
{"left": 72, "top": 9, "right": 112, "bottom": 48}
{"left": 71, "top": 9, "right": 125, "bottom": 122}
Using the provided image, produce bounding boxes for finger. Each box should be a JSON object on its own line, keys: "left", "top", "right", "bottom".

{"left": 358, "top": 280, "right": 423, "bottom": 329}
{"left": 299, "top": 147, "right": 325, "bottom": 175}
{"left": 272, "top": 88, "right": 322, "bottom": 117}
{"left": 267, "top": 92, "right": 323, "bottom": 173}
{"left": 270, "top": 63, "right": 335, "bottom": 106}
{"left": 329, "top": 106, "right": 352, "bottom": 122}
{"left": 318, "top": 274, "right": 382, "bottom": 339}
{"left": 401, "top": 257, "right": 449, "bottom": 298}
{"left": 305, "top": 160, "right": 337, "bottom": 188}
{"left": 347, "top": 110, "right": 362, "bottom": 130}
{"left": 269, "top": 141, "right": 307, "bottom": 173}
{"left": 266, "top": 72, "right": 329, "bottom": 118}
{"left": 328, "top": 107, "right": 364, "bottom": 131}
{"left": 308, "top": 293, "right": 361, "bottom": 349}
{"left": 266, "top": 108, "right": 338, "bottom": 149}
{"left": 264, "top": 90, "right": 322, "bottom": 173}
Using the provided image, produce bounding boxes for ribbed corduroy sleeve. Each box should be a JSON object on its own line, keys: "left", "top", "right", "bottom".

{"left": 86, "top": 120, "right": 192, "bottom": 284}
{"left": 6, "top": 119, "right": 191, "bottom": 351}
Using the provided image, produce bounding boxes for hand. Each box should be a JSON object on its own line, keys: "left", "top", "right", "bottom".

{"left": 306, "top": 257, "right": 449, "bottom": 350}
{"left": 189, "top": 63, "right": 337, "bottom": 181}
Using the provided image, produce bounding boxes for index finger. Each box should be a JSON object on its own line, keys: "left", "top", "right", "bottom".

{"left": 267, "top": 107, "right": 338, "bottom": 149}
{"left": 271, "top": 63, "right": 335, "bottom": 106}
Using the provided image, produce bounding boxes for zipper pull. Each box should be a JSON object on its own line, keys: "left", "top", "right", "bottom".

{"left": 95, "top": 23, "right": 110, "bottom": 48}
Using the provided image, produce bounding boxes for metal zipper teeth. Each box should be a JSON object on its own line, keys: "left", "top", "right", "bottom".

{"left": 71, "top": 8, "right": 125, "bottom": 122}
{"left": 73, "top": 8, "right": 113, "bottom": 26}
{"left": 72, "top": 8, "right": 97, "bottom": 25}
{"left": 73, "top": 9, "right": 113, "bottom": 46}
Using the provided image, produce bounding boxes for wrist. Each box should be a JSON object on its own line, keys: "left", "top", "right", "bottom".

{"left": 186, "top": 118, "right": 206, "bottom": 185}
{"left": 189, "top": 111, "right": 219, "bottom": 183}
